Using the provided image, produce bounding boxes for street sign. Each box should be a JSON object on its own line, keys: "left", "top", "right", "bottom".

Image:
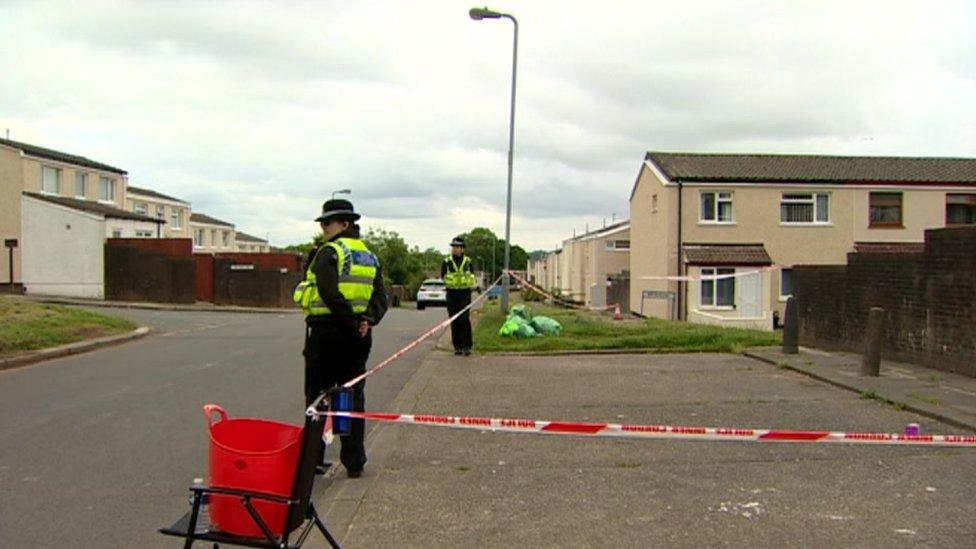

{"left": 642, "top": 290, "right": 675, "bottom": 300}
{"left": 4, "top": 239, "right": 17, "bottom": 248}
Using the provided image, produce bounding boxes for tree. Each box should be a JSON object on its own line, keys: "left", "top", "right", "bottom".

{"left": 458, "top": 227, "right": 529, "bottom": 282}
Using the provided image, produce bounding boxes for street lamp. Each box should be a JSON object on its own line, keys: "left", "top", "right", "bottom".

{"left": 469, "top": 6, "right": 517, "bottom": 313}
{"left": 331, "top": 188, "right": 351, "bottom": 199}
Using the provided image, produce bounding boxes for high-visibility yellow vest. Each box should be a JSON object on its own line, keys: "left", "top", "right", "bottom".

{"left": 293, "top": 237, "right": 379, "bottom": 316}
{"left": 443, "top": 255, "right": 476, "bottom": 289}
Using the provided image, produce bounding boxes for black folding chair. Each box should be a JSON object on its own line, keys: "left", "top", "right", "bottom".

{"left": 159, "top": 395, "right": 341, "bottom": 548}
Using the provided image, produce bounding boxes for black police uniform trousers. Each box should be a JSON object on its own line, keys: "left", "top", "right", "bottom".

{"left": 446, "top": 288, "right": 473, "bottom": 351}
{"left": 303, "top": 322, "right": 370, "bottom": 473}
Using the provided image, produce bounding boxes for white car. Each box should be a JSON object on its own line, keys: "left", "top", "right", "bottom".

{"left": 416, "top": 279, "right": 447, "bottom": 310}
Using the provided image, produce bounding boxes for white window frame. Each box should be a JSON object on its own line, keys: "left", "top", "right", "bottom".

{"left": 155, "top": 205, "right": 165, "bottom": 219}
{"left": 42, "top": 166, "right": 61, "bottom": 194}
{"left": 171, "top": 208, "right": 182, "bottom": 229}
{"left": 222, "top": 230, "right": 230, "bottom": 248}
{"left": 780, "top": 192, "right": 831, "bottom": 225}
{"left": 194, "top": 228, "right": 205, "bottom": 247}
{"left": 134, "top": 202, "right": 148, "bottom": 215}
{"left": 779, "top": 268, "right": 794, "bottom": 301}
{"left": 111, "top": 229, "right": 123, "bottom": 238}
{"left": 211, "top": 229, "right": 217, "bottom": 247}
{"left": 700, "top": 191, "right": 734, "bottom": 224}
{"left": 75, "top": 172, "right": 87, "bottom": 198}
{"left": 99, "top": 177, "right": 115, "bottom": 202}
{"left": 699, "top": 267, "right": 736, "bottom": 309}
{"left": 604, "top": 239, "right": 630, "bottom": 251}
{"left": 135, "top": 230, "right": 154, "bottom": 238}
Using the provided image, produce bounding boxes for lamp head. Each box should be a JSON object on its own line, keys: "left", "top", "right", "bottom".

{"left": 469, "top": 7, "right": 503, "bottom": 20}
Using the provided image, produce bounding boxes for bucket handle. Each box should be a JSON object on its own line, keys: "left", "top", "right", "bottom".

{"left": 203, "top": 404, "right": 227, "bottom": 429}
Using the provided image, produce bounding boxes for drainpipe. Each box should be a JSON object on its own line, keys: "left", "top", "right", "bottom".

{"left": 676, "top": 181, "right": 683, "bottom": 321}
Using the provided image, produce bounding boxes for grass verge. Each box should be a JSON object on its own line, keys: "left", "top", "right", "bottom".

{"left": 0, "top": 297, "right": 136, "bottom": 357}
{"left": 473, "top": 300, "right": 780, "bottom": 353}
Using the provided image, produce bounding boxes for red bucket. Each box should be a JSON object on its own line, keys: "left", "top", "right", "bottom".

{"left": 204, "top": 404, "right": 303, "bottom": 538}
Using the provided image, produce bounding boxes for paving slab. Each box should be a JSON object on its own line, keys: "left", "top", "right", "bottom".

{"left": 745, "top": 347, "right": 976, "bottom": 433}
{"left": 312, "top": 352, "right": 976, "bottom": 548}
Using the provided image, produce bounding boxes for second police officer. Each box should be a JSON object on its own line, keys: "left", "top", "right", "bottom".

{"left": 441, "top": 236, "right": 476, "bottom": 356}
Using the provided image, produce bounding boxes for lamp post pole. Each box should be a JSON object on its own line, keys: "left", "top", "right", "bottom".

{"left": 470, "top": 6, "right": 517, "bottom": 313}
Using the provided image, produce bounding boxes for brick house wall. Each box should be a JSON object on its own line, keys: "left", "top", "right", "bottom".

{"left": 794, "top": 226, "right": 976, "bottom": 377}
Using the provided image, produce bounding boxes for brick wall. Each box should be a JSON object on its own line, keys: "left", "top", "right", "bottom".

{"left": 794, "top": 226, "right": 976, "bottom": 377}
{"left": 105, "top": 244, "right": 195, "bottom": 303}
{"left": 212, "top": 258, "right": 302, "bottom": 308}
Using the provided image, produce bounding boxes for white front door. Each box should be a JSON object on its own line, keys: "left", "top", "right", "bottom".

{"left": 738, "top": 271, "right": 762, "bottom": 317}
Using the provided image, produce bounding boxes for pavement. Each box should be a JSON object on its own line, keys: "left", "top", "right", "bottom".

{"left": 311, "top": 340, "right": 976, "bottom": 548}
{"left": 744, "top": 347, "right": 976, "bottom": 434}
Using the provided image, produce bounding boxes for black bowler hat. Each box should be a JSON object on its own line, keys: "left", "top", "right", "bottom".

{"left": 315, "top": 199, "right": 361, "bottom": 222}
{"left": 450, "top": 236, "right": 465, "bottom": 248}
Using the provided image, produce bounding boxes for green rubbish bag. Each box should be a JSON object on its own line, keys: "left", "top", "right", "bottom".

{"left": 509, "top": 304, "right": 532, "bottom": 322}
{"left": 530, "top": 315, "right": 562, "bottom": 336}
{"left": 498, "top": 316, "right": 539, "bottom": 338}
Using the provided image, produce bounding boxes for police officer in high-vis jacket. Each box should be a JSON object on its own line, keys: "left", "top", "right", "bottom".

{"left": 296, "top": 199, "right": 387, "bottom": 478}
{"left": 441, "top": 236, "right": 476, "bottom": 356}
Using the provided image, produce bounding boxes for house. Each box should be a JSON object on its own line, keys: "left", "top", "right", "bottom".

{"left": 235, "top": 231, "right": 271, "bottom": 253}
{"left": 526, "top": 221, "right": 630, "bottom": 307}
{"left": 125, "top": 185, "right": 190, "bottom": 239}
{"left": 0, "top": 137, "right": 152, "bottom": 296}
{"left": 629, "top": 152, "right": 976, "bottom": 330}
{"left": 20, "top": 193, "right": 162, "bottom": 297}
{"left": 189, "top": 212, "right": 235, "bottom": 253}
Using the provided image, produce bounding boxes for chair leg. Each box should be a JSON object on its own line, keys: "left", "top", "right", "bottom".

{"left": 308, "top": 503, "right": 341, "bottom": 549}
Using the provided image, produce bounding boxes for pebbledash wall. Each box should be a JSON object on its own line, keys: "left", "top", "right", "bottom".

{"left": 793, "top": 226, "right": 976, "bottom": 377}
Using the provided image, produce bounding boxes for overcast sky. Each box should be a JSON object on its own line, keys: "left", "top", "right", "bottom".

{"left": 2, "top": 0, "right": 974, "bottom": 251}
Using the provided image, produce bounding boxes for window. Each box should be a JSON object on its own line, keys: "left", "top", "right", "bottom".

{"left": 135, "top": 230, "right": 153, "bottom": 238}
{"left": 211, "top": 229, "right": 217, "bottom": 246}
{"left": 134, "top": 202, "right": 148, "bottom": 215}
{"left": 42, "top": 166, "right": 61, "bottom": 194}
{"left": 781, "top": 193, "right": 830, "bottom": 224}
{"left": 651, "top": 194, "right": 659, "bottom": 213}
{"left": 946, "top": 194, "right": 976, "bottom": 225}
{"left": 700, "top": 267, "right": 735, "bottom": 308}
{"left": 156, "top": 205, "right": 165, "bottom": 219}
{"left": 869, "top": 192, "right": 903, "bottom": 227}
{"left": 75, "top": 173, "right": 87, "bottom": 198}
{"left": 780, "top": 268, "right": 794, "bottom": 299}
{"left": 171, "top": 208, "right": 182, "bottom": 229}
{"left": 112, "top": 229, "right": 123, "bottom": 238}
{"left": 700, "top": 191, "right": 733, "bottom": 223}
{"left": 222, "top": 231, "right": 230, "bottom": 248}
{"left": 99, "top": 177, "right": 115, "bottom": 201}
{"left": 194, "top": 228, "right": 205, "bottom": 247}
{"left": 605, "top": 239, "right": 630, "bottom": 251}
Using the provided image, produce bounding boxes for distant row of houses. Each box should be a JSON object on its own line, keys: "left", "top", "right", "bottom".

{"left": 529, "top": 152, "right": 976, "bottom": 331}
{"left": 1, "top": 137, "right": 272, "bottom": 298}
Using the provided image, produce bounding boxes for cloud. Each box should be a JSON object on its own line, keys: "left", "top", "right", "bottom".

{"left": 1, "top": 0, "right": 975, "bottom": 253}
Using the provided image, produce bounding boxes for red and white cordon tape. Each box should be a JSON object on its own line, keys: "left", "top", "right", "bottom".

{"left": 342, "top": 275, "right": 504, "bottom": 388}
{"left": 324, "top": 410, "right": 976, "bottom": 448}
{"left": 505, "top": 270, "right": 617, "bottom": 312}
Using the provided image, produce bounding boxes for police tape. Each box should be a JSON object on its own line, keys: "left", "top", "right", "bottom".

{"left": 322, "top": 410, "right": 976, "bottom": 448}
{"left": 342, "top": 275, "right": 504, "bottom": 388}
{"left": 504, "top": 270, "right": 617, "bottom": 312}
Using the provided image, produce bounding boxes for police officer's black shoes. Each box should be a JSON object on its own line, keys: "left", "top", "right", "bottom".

{"left": 347, "top": 468, "right": 362, "bottom": 478}
{"left": 315, "top": 462, "right": 333, "bottom": 475}
{"left": 463, "top": 348, "right": 472, "bottom": 356}
{"left": 454, "top": 349, "right": 463, "bottom": 356}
